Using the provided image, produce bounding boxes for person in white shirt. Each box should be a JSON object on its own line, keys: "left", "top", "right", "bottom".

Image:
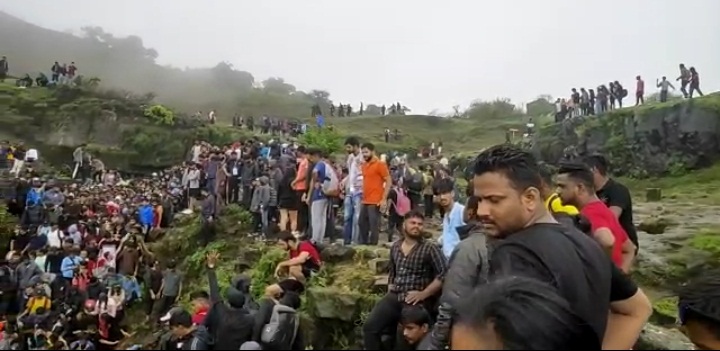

{"left": 47, "top": 225, "right": 64, "bottom": 248}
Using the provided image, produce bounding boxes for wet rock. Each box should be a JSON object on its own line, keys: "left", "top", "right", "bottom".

{"left": 306, "top": 287, "right": 365, "bottom": 322}
{"left": 637, "top": 216, "right": 675, "bottom": 235}
{"left": 634, "top": 324, "right": 692, "bottom": 350}
{"left": 368, "top": 258, "right": 390, "bottom": 274}
{"left": 320, "top": 244, "right": 356, "bottom": 264}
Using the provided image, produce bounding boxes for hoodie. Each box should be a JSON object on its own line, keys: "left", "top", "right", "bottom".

{"left": 180, "top": 325, "right": 213, "bottom": 350}
{"left": 203, "top": 268, "right": 254, "bottom": 349}
{"left": 429, "top": 222, "right": 490, "bottom": 350}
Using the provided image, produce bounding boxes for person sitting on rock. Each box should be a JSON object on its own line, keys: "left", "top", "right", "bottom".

{"left": 274, "top": 231, "right": 322, "bottom": 283}
{"left": 678, "top": 272, "right": 720, "bottom": 350}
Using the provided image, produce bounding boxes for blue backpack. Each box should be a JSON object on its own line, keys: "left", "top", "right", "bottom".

{"left": 26, "top": 188, "right": 43, "bottom": 206}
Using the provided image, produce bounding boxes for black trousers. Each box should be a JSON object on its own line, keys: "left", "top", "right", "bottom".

{"left": 423, "top": 194, "right": 434, "bottom": 218}
{"left": 199, "top": 218, "right": 216, "bottom": 246}
{"left": 362, "top": 292, "right": 436, "bottom": 350}
{"left": 228, "top": 177, "right": 241, "bottom": 203}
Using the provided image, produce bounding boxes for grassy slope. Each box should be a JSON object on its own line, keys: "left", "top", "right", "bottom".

{"left": 326, "top": 113, "right": 528, "bottom": 155}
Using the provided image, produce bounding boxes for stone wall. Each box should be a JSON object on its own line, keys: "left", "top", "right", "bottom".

{"left": 532, "top": 93, "right": 720, "bottom": 177}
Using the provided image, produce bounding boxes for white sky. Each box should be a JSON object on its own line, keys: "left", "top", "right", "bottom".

{"left": 2, "top": 0, "right": 719, "bottom": 113}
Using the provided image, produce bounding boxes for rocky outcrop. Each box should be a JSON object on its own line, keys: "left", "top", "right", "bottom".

{"left": 532, "top": 94, "right": 720, "bottom": 177}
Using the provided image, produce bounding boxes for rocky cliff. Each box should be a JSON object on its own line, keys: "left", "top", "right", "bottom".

{"left": 533, "top": 93, "right": 720, "bottom": 177}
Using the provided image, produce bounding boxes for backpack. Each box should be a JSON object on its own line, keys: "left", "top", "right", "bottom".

{"left": 393, "top": 187, "right": 411, "bottom": 216}
{"left": 261, "top": 303, "right": 299, "bottom": 350}
{"left": 321, "top": 162, "right": 341, "bottom": 197}
{"left": 405, "top": 170, "right": 425, "bottom": 192}
{"left": 547, "top": 194, "right": 585, "bottom": 233}
{"left": 27, "top": 188, "right": 43, "bottom": 207}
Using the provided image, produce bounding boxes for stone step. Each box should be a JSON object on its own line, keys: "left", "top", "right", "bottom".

{"left": 373, "top": 274, "right": 389, "bottom": 293}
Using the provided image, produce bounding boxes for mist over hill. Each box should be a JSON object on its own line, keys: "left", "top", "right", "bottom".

{"left": 0, "top": 11, "right": 338, "bottom": 118}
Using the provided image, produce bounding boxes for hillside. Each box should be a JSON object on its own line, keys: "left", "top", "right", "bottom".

{"left": 0, "top": 11, "right": 333, "bottom": 118}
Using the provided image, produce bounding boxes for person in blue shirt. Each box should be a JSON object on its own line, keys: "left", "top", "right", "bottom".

{"left": 60, "top": 249, "right": 81, "bottom": 282}
{"left": 307, "top": 148, "right": 329, "bottom": 244}
{"left": 435, "top": 178, "right": 464, "bottom": 258}
{"left": 138, "top": 198, "right": 155, "bottom": 235}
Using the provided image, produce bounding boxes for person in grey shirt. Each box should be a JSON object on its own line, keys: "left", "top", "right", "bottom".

{"left": 158, "top": 260, "right": 183, "bottom": 321}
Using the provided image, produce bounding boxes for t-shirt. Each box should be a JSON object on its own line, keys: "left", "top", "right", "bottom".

{"left": 162, "top": 270, "right": 183, "bottom": 297}
{"left": 311, "top": 161, "right": 327, "bottom": 202}
{"left": 290, "top": 241, "right": 321, "bottom": 268}
{"left": 596, "top": 179, "right": 638, "bottom": 249}
{"left": 490, "top": 223, "right": 637, "bottom": 344}
{"left": 26, "top": 296, "right": 51, "bottom": 314}
{"left": 25, "top": 149, "right": 38, "bottom": 161}
{"left": 581, "top": 201, "right": 628, "bottom": 268}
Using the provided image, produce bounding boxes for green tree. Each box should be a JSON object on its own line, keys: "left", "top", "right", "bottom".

{"left": 144, "top": 104, "right": 175, "bottom": 125}
{"left": 299, "top": 128, "right": 343, "bottom": 155}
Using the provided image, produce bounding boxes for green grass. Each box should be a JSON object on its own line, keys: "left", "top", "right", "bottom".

{"left": 620, "top": 163, "right": 720, "bottom": 205}
{"left": 327, "top": 113, "right": 530, "bottom": 155}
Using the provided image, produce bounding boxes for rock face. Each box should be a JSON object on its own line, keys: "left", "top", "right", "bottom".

{"left": 532, "top": 94, "right": 720, "bottom": 177}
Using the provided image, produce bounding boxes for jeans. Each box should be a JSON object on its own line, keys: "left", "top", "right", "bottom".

{"left": 261, "top": 207, "right": 269, "bottom": 234}
{"left": 343, "top": 194, "right": 361, "bottom": 245}
{"left": 358, "top": 204, "right": 381, "bottom": 245}
{"left": 310, "top": 199, "right": 329, "bottom": 243}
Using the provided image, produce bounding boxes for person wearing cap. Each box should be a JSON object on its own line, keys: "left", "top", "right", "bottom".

{"left": 167, "top": 308, "right": 213, "bottom": 350}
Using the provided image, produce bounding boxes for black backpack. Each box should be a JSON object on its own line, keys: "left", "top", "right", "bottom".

{"left": 261, "top": 303, "right": 299, "bottom": 350}
{"left": 404, "top": 171, "right": 424, "bottom": 192}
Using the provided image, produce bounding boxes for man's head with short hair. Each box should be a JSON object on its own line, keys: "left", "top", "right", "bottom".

{"left": 556, "top": 162, "right": 596, "bottom": 208}
{"left": 679, "top": 271, "right": 720, "bottom": 350}
{"left": 277, "top": 231, "right": 299, "bottom": 251}
{"left": 167, "top": 309, "right": 194, "bottom": 338}
{"left": 402, "top": 210, "right": 425, "bottom": 239}
{"left": 360, "top": 142, "right": 376, "bottom": 161}
{"left": 344, "top": 136, "right": 361, "bottom": 154}
{"left": 400, "top": 305, "right": 431, "bottom": 345}
{"left": 306, "top": 147, "right": 322, "bottom": 163}
{"left": 471, "top": 145, "right": 545, "bottom": 238}
{"left": 583, "top": 154, "right": 610, "bottom": 189}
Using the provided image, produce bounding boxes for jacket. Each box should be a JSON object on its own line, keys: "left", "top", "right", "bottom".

{"left": 180, "top": 325, "right": 213, "bottom": 350}
{"left": 429, "top": 223, "right": 489, "bottom": 350}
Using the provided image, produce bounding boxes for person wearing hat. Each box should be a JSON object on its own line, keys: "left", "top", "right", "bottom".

{"left": 167, "top": 308, "right": 213, "bottom": 350}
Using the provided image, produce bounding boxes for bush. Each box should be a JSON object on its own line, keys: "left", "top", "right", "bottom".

{"left": 299, "top": 127, "right": 343, "bottom": 155}
{"left": 144, "top": 104, "right": 175, "bottom": 125}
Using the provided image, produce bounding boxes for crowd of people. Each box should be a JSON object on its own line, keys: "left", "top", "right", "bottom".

{"left": 0, "top": 120, "right": 719, "bottom": 350}
{"left": 554, "top": 63, "right": 705, "bottom": 121}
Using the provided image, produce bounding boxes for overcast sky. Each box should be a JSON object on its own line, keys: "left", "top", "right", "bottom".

{"left": 3, "top": 0, "right": 719, "bottom": 113}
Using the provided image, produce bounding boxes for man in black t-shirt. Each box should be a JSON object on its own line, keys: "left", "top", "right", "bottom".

{"left": 470, "top": 145, "right": 651, "bottom": 350}
{"left": 584, "top": 155, "right": 639, "bottom": 252}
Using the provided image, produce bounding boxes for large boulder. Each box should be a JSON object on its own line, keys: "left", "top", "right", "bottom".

{"left": 635, "top": 324, "right": 692, "bottom": 350}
